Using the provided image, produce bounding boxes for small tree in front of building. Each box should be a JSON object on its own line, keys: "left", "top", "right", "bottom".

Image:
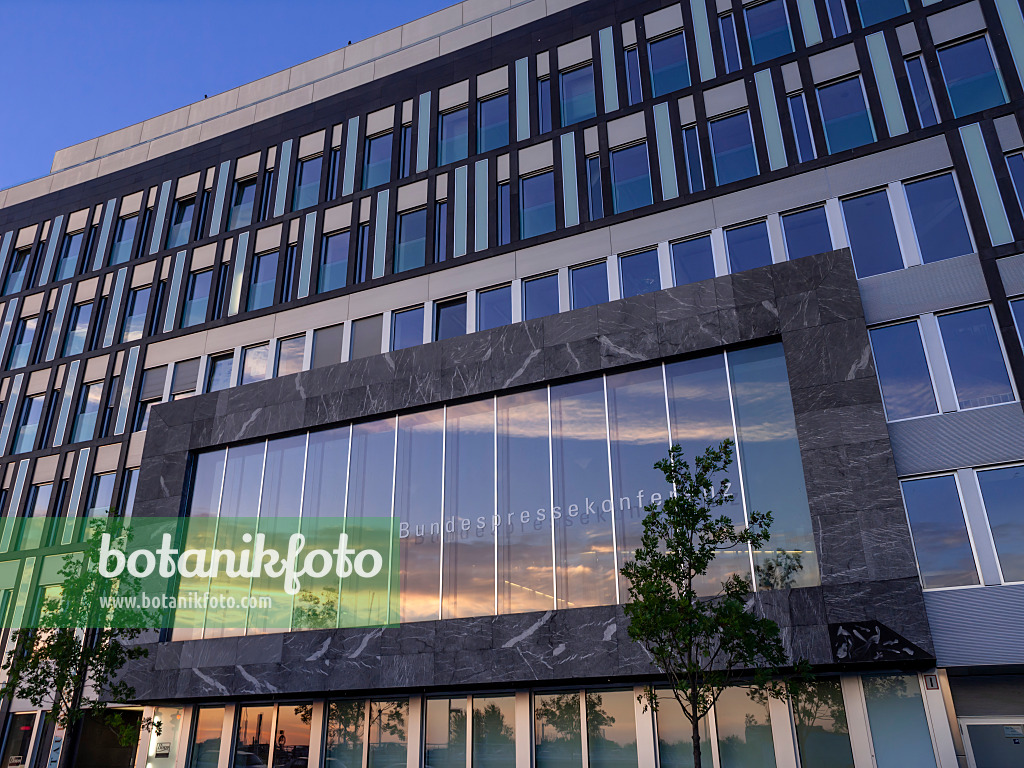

{"left": 621, "top": 440, "right": 800, "bottom": 768}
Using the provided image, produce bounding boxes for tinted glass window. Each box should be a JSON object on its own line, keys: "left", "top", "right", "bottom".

{"left": 625, "top": 47, "right": 643, "bottom": 105}
{"left": 477, "top": 285, "right": 512, "bottom": 331}
{"left": 725, "top": 221, "right": 773, "bottom": 272}
{"left": 1008, "top": 153, "right": 1024, "bottom": 212}
{"left": 826, "top": 0, "right": 849, "bottom": 35}
{"left": 788, "top": 93, "right": 816, "bottom": 162}
{"left": 181, "top": 270, "right": 211, "bottom": 328}
{"left": 817, "top": 77, "right": 874, "bottom": 153}
{"left": 520, "top": 172, "right": 556, "bottom": 239}
{"left": 782, "top": 206, "right": 831, "bottom": 260}
{"left": 247, "top": 250, "right": 278, "bottom": 311}
{"left": 240, "top": 344, "right": 269, "bottom": 385}
{"left": 523, "top": 274, "right": 559, "bottom": 320}
{"left": 206, "top": 354, "right": 233, "bottom": 392}
{"left": 363, "top": 132, "right": 393, "bottom": 189}
{"left": 904, "top": 173, "right": 973, "bottom": 263}
{"left": 937, "top": 307, "right": 1014, "bottom": 409}
{"left": 906, "top": 57, "right": 937, "bottom": 128}
{"left": 394, "top": 209, "right": 428, "bottom": 273}
{"left": 587, "top": 156, "right": 604, "bottom": 221}
{"left": 720, "top": 14, "right": 741, "bottom": 73}
{"left": 72, "top": 382, "right": 103, "bottom": 443}
{"left": 682, "top": 125, "right": 704, "bottom": 193}
{"left": 391, "top": 307, "right": 424, "bottom": 351}
{"left": 166, "top": 197, "right": 195, "bottom": 249}
{"left": 672, "top": 236, "right": 716, "bottom": 285}
{"left": 435, "top": 298, "right": 467, "bottom": 341}
{"left": 869, "top": 322, "right": 937, "bottom": 420}
{"left": 227, "top": 178, "right": 256, "bottom": 230}
{"left": 64, "top": 303, "right": 92, "bottom": 357}
{"left": 537, "top": 78, "right": 552, "bottom": 134}
{"left": 349, "top": 314, "right": 383, "bottom": 360}
{"left": 855, "top": 0, "right": 907, "bottom": 26}
{"left": 292, "top": 155, "right": 322, "bottom": 211}
{"left": 56, "top": 231, "right": 83, "bottom": 281}
{"left": 438, "top": 108, "right": 469, "bottom": 165}
{"left": 619, "top": 249, "right": 660, "bottom": 298}
{"left": 901, "top": 475, "right": 979, "bottom": 588}
{"left": 560, "top": 64, "right": 597, "bottom": 126}
{"left": 8, "top": 316, "right": 36, "bottom": 369}
{"left": 13, "top": 395, "right": 43, "bottom": 453}
{"left": 938, "top": 37, "right": 1006, "bottom": 117}
{"left": 745, "top": 0, "right": 793, "bottom": 64}
{"left": 3, "top": 248, "right": 31, "bottom": 295}
{"left": 109, "top": 215, "right": 138, "bottom": 265}
{"left": 610, "top": 143, "right": 653, "bottom": 213}
{"left": 318, "top": 230, "right": 349, "bottom": 293}
{"left": 841, "top": 191, "right": 904, "bottom": 277}
{"left": 710, "top": 112, "right": 758, "bottom": 185}
{"left": 478, "top": 94, "right": 509, "bottom": 153}
{"left": 276, "top": 335, "right": 305, "bottom": 377}
{"left": 122, "top": 287, "right": 150, "bottom": 342}
{"left": 977, "top": 465, "right": 1024, "bottom": 582}
{"left": 648, "top": 33, "right": 690, "bottom": 96}
{"left": 497, "top": 183, "right": 511, "bottom": 245}
{"left": 570, "top": 262, "right": 608, "bottom": 309}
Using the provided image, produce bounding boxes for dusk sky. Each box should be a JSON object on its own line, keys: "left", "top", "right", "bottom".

{"left": 0, "top": 0, "right": 452, "bottom": 189}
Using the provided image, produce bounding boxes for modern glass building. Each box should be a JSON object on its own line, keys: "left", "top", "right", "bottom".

{"left": 0, "top": 0, "right": 1022, "bottom": 765}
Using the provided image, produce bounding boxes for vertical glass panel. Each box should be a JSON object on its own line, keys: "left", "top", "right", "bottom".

{"left": 220, "top": 442, "right": 264, "bottom": 520}
{"left": 56, "top": 231, "right": 83, "bottom": 281}
{"left": 258, "top": 434, "right": 305, "bottom": 520}
{"left": 13, "top": 395, "right": 42, "bottom": 454}
{"left": 782, "top": 206, "right": 831, "bottom": 260}
{"left": 276, "top": 335, "right": 305, "bottom": 377}
{"left": 301, "top": 427, "right": 349, "bottom": 521}
{"left": 655, "top": 688, "right": 711, "bottom": 768}
{"left": 392, "top": 307, "right": 425, "bottom": 351}
{"left": 85, "top": 473, "right": 115, "bottom": 518}
{"left": 498, "top": 183, "right": 511, "bottom": 245}
{"left": 367, "top": 700, "right": 409, "bottom": 767}
{"left": 841, "top": 191, "right": 904, "bottom": 278}
{"left": 442, "top": 400, "right": 495, "bottom": 619}
{"left": 473, "top": 696, "right": 516, "bottom": 767}
{"left": 364, "top": 133, "right": 394, "bottom": 189}
{"left": 649, "top": 33, "right": 690, "bottom": 96}
{"left": 438, "top": 108, "right": 470, "bottom": 165}
{"left": 586, "top": 690, "right": 638, "bottom": 767}
{"left": 560, "top": 64, "right": 598, "bottom": 126}
{"left": 625, "top": 47, "right": 643, "bottom": 105}
{"left": 520, "top": 172, "right": 557, "bottom": 239}
{"left": 395, "top": 410, "right": 443, "bottom": 622}
{"left": 869, "top": 322, "right": 937, "bottom": 421}
{"left": 319, "top": 230, "right": 350, "bottom": 293}
{"left": 425, "top": 698, "right": 467, "bottom": 768}
{"left": 326, "top": 701, "right": 365, "bottom": 768}
{"left": 497, "top": 390, "right": 554, "bottom": 614}
{"left": 729, "top": 344, "right": 818, "bottom": 589}
{"left": 206, "top": 354, "right": 233, "bottom": 393}
{"left": 725, "top": 221, "right": 773, "bottom": 272}
{"left": 72, "top": 382, "right": 103, "bottom": 443}
{"left": 672, "top": 236, "right": 716, "bottom": 285}
{"left": 240, "top": 344, "right": 269, "bottom": 385}
{"left": 271, "top": 705, "right": 312, "bottom": 768}
{"left": 3, "top": 248, "right": 30, "bottom": 295}
{"left": 937, "top": 308, "right": 1014, "bottom": 409}
{"left": 746, "top": 0, "right": 794, "bottom": 64}
{"left": 550, "top": 378, "right": 616, "bottom": 608}
{"left": 395, "top": 209, "right": 428, "bottom": 273}
{"left": 570, "top": 262, "right": 608, "bottom": 310}
{"left": 538, "top": 78, "right": 553, "bottom": 134}
{"left": 182, "top": 271, "right": 212, "bottom": 328}
{"left": 682, "top": 126, "right": 704, "bottom": 193}
{"left": 619, "top": 249, "right": 661, "bottom": 298}
{"left": 905, "top": 173, "right": 973, "bottom": 263}
{"left": 435, "top": 298, "right": 467, "bottom": 341}
{"left": 234, "top": 705, "right": 274, "bottom": 768}
{"left": 110, "top": 216, "right": 138, "bottom": 266}
{"left": 293, "top": 155, "right": 322, "bottom": 211}
{"left": 716, "top": 686, "right": 776, "bottom": 768}
{"left": 189, "top": 449, "right": 226, "bottom": 518}
{"left": 788, "top": 94, "right": 816, "bottom": 162}
{"left": 122, "top": 287, "right": 150, "bottom": 342}
{"left": 610, "top": 143, "right": 653, "bottom": 213}
{"left": 827, "top": 0, "right": 849, "bottom": 35}
{"left": 188, "top": 707, "right": 224, "bottom": 768}
{"left": 792, "top": 679, "right": 854, "bottom": 768}
{"left": 524, "top": 274, "right": 560, "bottom": 320}
{"left": 938, "top": 37, "right": 1007, "bottom": 118}
{"left": 166, "top": 197, "right": 196, "bottom": 249}
{"left": 354, "top": 224, "right": 372, "bottom": 283}
{"left": 64, "top": 303, "right": 92, "bottom": 356}
{"left": 478, "top": 285, "right": 512, "bottom": 332}
{"left": 978, "top": 465, "right": 1024, "bottom": 582}
{"left": 720, "top": 15, "right": 742, "bottom": 74}
{"left": 710, "top": 112, "right": 758, "bottom": 185}
{"left": 8, "top": 317, "right": 37, "bottom": 369}
{"left": 400, "top": 125, "right": 414, "bottom": 178}
{"left": 535, "top": 692, "right": 582, "bottom": 768}
{"left": 1008, "top": 153, "right": 1024, "bottom": 213}
{"left": 587, "top": 156, "right": 604, "bottom": 221}
{"left": 479, "top": 94, "right": 510, "bottom": 153}
{"left": 863, "top": 674, "right": 937, "bottom": 768}
{"left": 905, "top": 57, "right": 937, "bottom": 127}
{"left": 855, "top": 0, "right": 907, "bottom": 26}
{"left": 901, "top": 475, "right": 979, "bottom": 588}
{"left": 228, "top": 178, "right": 257, "bottom": 230}
{"left": 817, "top": 78, "right": 874, "bottom": 154}
{"left": 247, "top": 250, "right": 279, "bottom": 311}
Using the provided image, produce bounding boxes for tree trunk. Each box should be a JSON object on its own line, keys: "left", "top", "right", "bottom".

{"left": 692, "top": 715, "right": 702, "bottom": 768}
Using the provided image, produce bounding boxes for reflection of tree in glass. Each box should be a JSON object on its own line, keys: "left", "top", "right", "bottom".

{"left": 324, "top": 700, "right": 364, "bottom": 756}
{"left": 292, "top": 588, "right": 338, "bottom": 630}
{"left": 473, "top": 703, "right": 514, "bottom": 745}
{"left": 371, "top": 701, "right": 407, "bottom": 741}
{"left": 754, "top": 549, "right": 804, "bottom": 590}
{"left": 788, "top": 680, "right": 848, "bottom": 733}
{"left": 534, "top": 693, "right": 583, "bottom": 741}
{"left": 583, "top": 693, "right": 616, "bottom": 742}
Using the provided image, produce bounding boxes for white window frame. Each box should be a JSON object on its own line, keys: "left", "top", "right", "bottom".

{"left": 867, "top": 317, "right": 943, "bottom": 423}
{"left": 723, "top": 218, "right": 775, "bottom": 274}
{"left": 838, "top": 186, "right": 909, "bottom": 278}
{"left": 901, "top": 169, "right": 977, "bottom": 264}
{"left": 934, "top": 303, "right": 1019, "bottom": 410}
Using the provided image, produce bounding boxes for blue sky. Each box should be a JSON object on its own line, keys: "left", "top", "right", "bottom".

{"left": 0, "top": 0, "right": 452, "bottom": 189}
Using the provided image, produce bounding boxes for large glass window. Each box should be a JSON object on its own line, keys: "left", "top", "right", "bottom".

{"left": 782, "top": 206, "right": 832, "bottom": 260}
{"left": 8, "top": 316, "right": 37, "bottom": 369}
{"left": 319, "top": 230, "right": 349, "bottom": 293}
{"left": 247, "top": 250, "right": 279, "bottom": 311}
{"left": 391, "top": 307, "right": 425, "bottom": 351}
{"left": 855, "top": 0, "right": 907, "bottom": 26}
{"left": 206, "top": 353, "right": 233, "bottom": 393}
{"left": 13, "top": 395, "right": 43, "bottom": 454}
{"left": 648, "top": 33, "right": 690, "bottom": 96}
{"left": 937, "top": 307, "right": 1014, "bottom": 409}
{"left": 656, "top": 689, "right": 711, "bottom": 767}
{"left": 234, "top": 705, "right": 273, "bottom": 767}
{"left": 520, "top": 172, "right": 556, "bottom": 239}
{"left": 904, "top": 173, "right": 973, "bottom": 263}
{"left": 619, "top": 248, "right": 660, "bottom": 298}
{"left": 869, "top": 322, "right": 937, "bottom": 421}
{"left": 905, "top": 56, "right": 937, "bottom": 128}
{"left": 586, "top": 690, "right": 639, "bottom": 767}
{"left": 121, "top": 286, "right": 150, "bottom": 343}
{"left": 559, "top": 64, "right": 597, "bottom": 126}
{"left": 863, "top": 675, "right": 938, "bottom": 768}
{"left": 438, "top": 107, "right": 470, "bottom": 165}
{"left": 3, "top": 248, "right": 31, "bottom": 295}
{"left": 425, "top": 698, "right": 468, "bottom": 767}
{"left": 523, "top": 273, "right": 559, "bottom": 320}
{"left": 63, "top": 302, "right": 93, "bottom": 357}
{"left": 434, "top": 297, "right": 467, "bottom": 341}
{"left": 166, "top": 197, "right": 195, "bottom": 249}
{"left": 228, "top": 178, "right": 257, "bottom": 230}
{"left": 938, "top": 37, "right": 1007, "bottom": 118}
{"left": 181, "top": 270, "right": 211, "bottom": 328}
{"left": 570, "top": 262, "right": 608, "bottom": 309}
{"left": 792, "top": 679, "right": 855, "bottom": 768}
{"left": 395, "top": 209, "right": 428, "bottom": 273}
{"left": 363, "top": 132, "right": 393, "bottom": 189}
{"left": 841, "top": 190, "right": 904, "bottom": 277}
{"left": 710, "top": 112, "right": 758, "bottom": 185}
{"left": 56, "top": 231, "right": 83, "bottom": 281}
{"left": 610, "top": 143, "right": 653, "bottom": 213}
{"left": 725, "top": 220, "right": 773, "bottom": 272}
{"left": 745, "top": 0, "right": 794, "bottom": 64}
{"left": 672, "top": 235, "right": 715, "bottom": 285}
{"left": 477, "top": 285, "right": 512, "bottom": 331}
{"left": 72, "top": 381, "right": 103, "bottom": 443}
{"left": 292, "top": 155, "right": 322, "bottom": 211}
{"left": 977, "top": 465, "right": 1024, "bottom": 583}
{"left": 368, "top": 701, "right": 408, "bottom": 765}
{"left": 473, "top": 696, "right": 516, "bottom": 766}
{"left": 901, "top": 474, "right": 979, "bottom": 588}
{"left": 0, "top": 714, "right": 36, "bottom": 768}
{"left": 478, "top": 93, "right": 510, "bottom": 153}
{"left": 240, "top": 343, "right": 269, "bottom": 385}
{"left": 276, "top": 335, "right": 305, "bottom": 378}
{"left": 187, "top": 707, "right": 224, "bottom": 768}
{"left": 817, "top": 77, "right": 875, "bottom": 153}
{"left": 109, "top": 215, "right": 138, "bottom": 265}
{"left": 349, "top": 315, "right": 383, "bottom": 360}
{"left": 535, "top": 693, "right": 582, "bottom": 767}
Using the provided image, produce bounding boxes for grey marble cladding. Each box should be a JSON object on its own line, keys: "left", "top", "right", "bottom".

{"left": 128, "top": 250, "right": 933, "bottom": 700}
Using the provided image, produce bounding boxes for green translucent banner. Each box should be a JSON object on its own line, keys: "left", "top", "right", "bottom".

{"left": 0, "top": 516, "right": 400, "bottom": 631}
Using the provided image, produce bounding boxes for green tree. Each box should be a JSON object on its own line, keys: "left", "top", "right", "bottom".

{"left": 621, "top": 440, "right": 800, "bottom": 768}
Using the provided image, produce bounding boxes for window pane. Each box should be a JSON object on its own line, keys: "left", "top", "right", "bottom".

{"left": 319, "top": 230, "right": 349, "bottom": 292}
{"left": 725, "top": 221, "right": 773, "bottom": 272}
{"left": 906, "top": 57, "right": 937, "bottom": 128}
{"left": 187, "top": 707, "right": 224, "bottom": 768}
{"left": 587, "top": 156, "right": 604, "bottom": 221}
{"left": 869, "top": 322, "right": 937, "bottom": 421}
{"left": 746, "top": 0, "right": 793, "bottom": 64}
{"left": 207, "top": 354, "right": 233, "bottom": 392}
{"left": 788, "top": 93, "right": 816, "bottom": 162}
{"left": 570, "top": 262, "right": 608, "bottom": 309}
{"left": 560, "top": 64, "right": 597, "bottom": 126}
{"left": 182, "top": 271, "right": 211, "bottom": 328}
{"left": 716, "top": 686, "right": 776, "bottom": 768}
{"left": 619, "top": 249, "right": 660, "bottom": 297}
{"left": 270, "top": 705, "right": 311, "bottom": 768}
{"left": 478, "top": 94, "right": 510, "bottom": 153}
{"left": 234, "top": 705, "right": 273, "bottom": 768}
{"left": 827, "top": 0, "right": 849, "bottom": 35}
{"left": 682, "top": 125, "right": 704, "bottom": 193}
{"left": 110, "top": 215, "right": 138, "bottom": 265}
{"left": 855, "top": 0, "right": 907, "bottom": 26}
{"left": 655, "top": 688, "right": 711, "bottom": 768}
{"left": 363, "top": 132, "right": 393, "bottom": 189}
{"left": 625, "top": 47, "right": 643, "bottom": 105}
{"left": 13, "top": 395, "right": 43, "bottom": 454}
{"left": 937, "top": 308, "right": 1014, "bottom": 409}
{"left": 710, "top": 112, "right": 758, "bottom": 185}
{"left": 901, "top": 475, "right": 979, "bottom": 588}
{"left": 792, "top": 679, "right": 855, "bottom": 768}
{"left": 72, "top": 383, "right": 103, "bottom": 443}
{"left": 399, "top": 125, "right": 413, "bottom": 178}
{"left": 977, "top": 465, "right": 1024, "bottom": 582}
{"left": 276, "top": 335, "right": 305, "bottom": 377}
{"left": 438, "top": 108, "right": 469, "bottom": 165}
{"left": 64, "top": 303, "right": 93, "bottom": 356}
{"left": 241, "top": 344, "right": 269, "bottom": 385}
{"left": 395, "top": 209, "right": 428, "bottom": 273}
{"left": 391, "top": 307, "right": 424, "bottom": 351}
{"left": 523, "top": 274, "right": 559, "bottom": 320}
{"left": 672, "top": 236, "right": 716, "bottom": 285}
{"left": 436, "top": 200, "right": 450, "bottom": 259}
{"left": 535, "top": 693, "right": 582, "bottom": 768}
{"left": 435, "top": 298, "right": 467, "bottom": 341}
{"left": 367, "top": 700, "right": 408, "bottom": 766}
{"left": 904, "top": 173, "right": 973, "bottom": 263}
{"left": 56, "top": 231, "right": 83, "bottom": 281}
{"left": 293, "top": 156, "right": 322, "bottom": 211}
{"left": 818, "top": 78, "right": 874, "bottom": 153}
{"left": 122, "top": 287, "right": 150, "bottom": 343}
{"left": 350, "top": 314, "right": 383, "bottom": 359}
{"left": 841, "top": 191, "right": 904, "bottom": 278}
{"left": 497, "top": 183, "right": 511, "bottom": 245}
{"left": 720, "top": 14, "right": 742, "bottom": 73}
{"left": 938, "top": 37, "right": 1006, "bottom": 118}
{"left": 166, "top": 197, "right": 195, "bottom": 249}
{"left": 520, "top": 172, "right": 556, "bottom": 238}
{"left": 247, "top": 250, "right": 279, "bottom": 311}
{"left": 228, "top": 179, "right": 256, "bottom": 230}
{"left": 325, "top": 701, "right": 364, "bottom": 768}
{"left": 8, "top": 317, "right": 36, "bottom": 369}
{"left": 478, "top": 285, "right": 512, "bottom": 331}
{"left": 782, "top": 206, "right": 831, "bottom": 260}
{"left": 538, "top": 78, "right": 552, "bottom": 134}
{"left": 611, "top": 143, "right": 653, "bottom": 213}
{"left": 473, "top": 696, "right": 516, "bottom": 767}
{"left": 586, "top": 690, "right": 638, "bottom": 767}
{"left": 425, "top": 698, "right": 467, "bottom": 768}
{"left": 863, "top": 674, "right": 937, "bottom": 768}
{"left": 649, "top": 33, "right": 690, "bottom": 96}
{"left": 3, "top": 248, "right": 31, "bottom": 295}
